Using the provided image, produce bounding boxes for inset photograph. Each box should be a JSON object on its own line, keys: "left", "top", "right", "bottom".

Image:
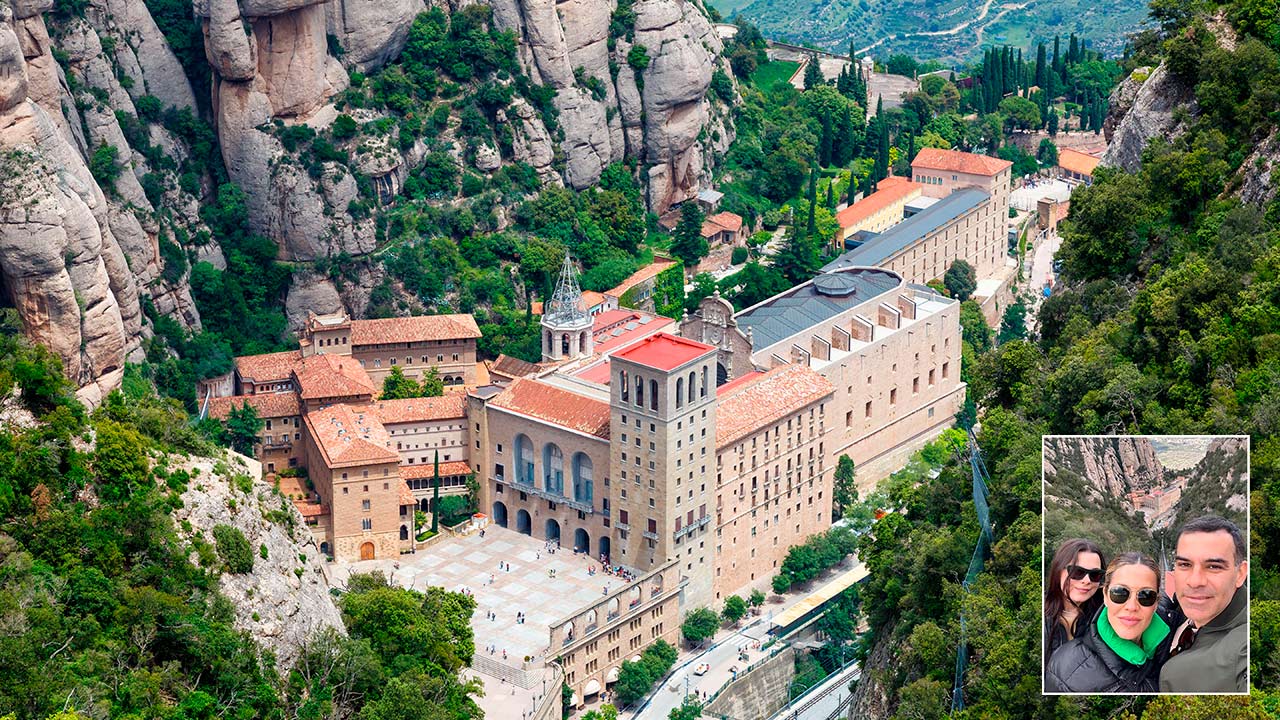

{"left": 1041, "top": 435, "right": 1249, "bottom": 695}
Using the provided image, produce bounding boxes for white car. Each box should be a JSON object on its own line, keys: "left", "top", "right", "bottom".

{"left": 693, "top": 663, "right": 710, "bottom": 676}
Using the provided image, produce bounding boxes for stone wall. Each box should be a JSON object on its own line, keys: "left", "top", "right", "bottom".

{"left": 704, "top": 645, "right": 797, "bottom": 720}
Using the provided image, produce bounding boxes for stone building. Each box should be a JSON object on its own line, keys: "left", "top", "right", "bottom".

{"left": 300, "top": 310, "right": 482, "bottom": 388}
{"left": 682, "top": 266, "right": 965, "bottom": 485}
{"left": 834, "top": 176, "right": 924, "bottom": 251}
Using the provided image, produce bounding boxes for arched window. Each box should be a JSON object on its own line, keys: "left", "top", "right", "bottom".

{"left": 620, "top": 370, "right": 629, "bottom": 401}
{"left": 649, "top": 379, "right": 658, "bottom": 411}
{"left": 688, "top": 371, "right": 696, "bottom": 404}
{"left": 635, "top": 375, "right": 645, "bottom": 407}
{"left": 675, "top": 377, "right": 684, "bottom": 408}
{"left": 573, "top": 453, "right": 594, "bottom": 505}
{"left": 544, "top": 443, "right": 564, "bottom": 495}
{"left": 701, "top": 366, "right": 708, "bottom": 396}
{"left": 560, "top": 333, "right": 570, "bottom": 356}
{"left": 516, "top": 434, "right": 535, "bottom": 485}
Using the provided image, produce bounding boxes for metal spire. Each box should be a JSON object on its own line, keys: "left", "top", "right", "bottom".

{"left": 546, "top": 253, "right": 589, "bottom": 325}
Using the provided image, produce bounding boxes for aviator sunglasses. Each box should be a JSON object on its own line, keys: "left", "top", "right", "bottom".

{"left": 1065, "top": 564, "right": 1104, "bottom": 583}
{"left": 1107, "top": 586, "right": 1159, "bottom": 607}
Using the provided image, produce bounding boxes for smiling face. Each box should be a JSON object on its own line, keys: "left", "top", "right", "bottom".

{"left": 1104, "top": 563, "right": 1159, "bottom": 642}
{"left": 1171, "top": 530, "right": 1248, "bottom": 627}
{"left": 1059, "top": 550, "right": 1103, "bottom": 606}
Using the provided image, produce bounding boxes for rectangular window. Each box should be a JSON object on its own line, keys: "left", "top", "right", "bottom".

{"left": 928, "top": 369, "right": 935, "bottom": 386}
{"left": 865, "top": 401, "right": 872, "bottom": 418}
{"left": 913, "top": 377, "right": 920, "bottom": 394}
{"left": 942, "top": 362, "right": 949, "bottom": 379}
{"left": 361, "top": 518, "right": 372, "bottom": 531}
{"left": 890, "top": 388, "right": 897, "bottom": 405}
{"left": 362, "top": 499, "right": 371, "bottom": 511}
{"left": 648, "top": 518, "right": 657, "bottom": 533}
{"left": 619, "top": 509, "right": 629, "bottom": 525}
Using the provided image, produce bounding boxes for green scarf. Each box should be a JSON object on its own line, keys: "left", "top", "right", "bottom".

{"left": 1096, "top": 606, "right": 1170, "bottom": 665}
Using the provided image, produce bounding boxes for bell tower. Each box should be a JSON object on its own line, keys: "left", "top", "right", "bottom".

{"left": 541, "top": 254, "right": 594, "bottom": 361}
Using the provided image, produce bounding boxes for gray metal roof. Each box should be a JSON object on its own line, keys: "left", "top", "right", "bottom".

{"left": 822, "top": 188, "right": 989, "bottom": 272}
{"left": 734, "top": 268, "right": 901, "bottom": 350}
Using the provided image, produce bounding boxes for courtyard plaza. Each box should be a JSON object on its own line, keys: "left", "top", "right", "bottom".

{"left": 329, "top": 525, "right": 638, "bottom": 716}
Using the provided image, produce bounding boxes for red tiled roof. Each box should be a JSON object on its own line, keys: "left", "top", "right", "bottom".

{"left": 349, "top": 314, "right": 482, "bottom": 346}
{"left": 573, "top": 359, "right": 614, "bottom": 385}
{"left": 294, "top": 501, "right": 329, "bottom": 518}
{"left": 582, "top": 291, "right": 607, "bottom": 309}
{"left": 304, "top": 403, "right": 399, "bottom": 468}
{"left": 701, "top": 212, "right": 744, "bottom": 237}
{"left": 489, "top": 378, "right": 611, "bottom": 439}
{"left": 372, "top": 394, "right": 467, "bottom": 425}
{"left": 401, "top": 460, "right": 474, "bottom": 479}
{"left": 835, "top": 177, "right": 924, "bottom": 230}
{"left": 592, "top": 310, "right": 675, "bottom": 355}
{"left": 208, "top": 392, "right": 301, "bottom": 420}
{"left": 398, "top": 481, "right": 415, "bottom": 505}
{"left": 614, "top": 333, "right": 715, "bottom": 371}
{"left": 715, "top": 364, "right": 835, "bottom": 447}
{"left": 293, "top": 354, "right": 376, "bottom": 401}
{"left": 911, "top": 147, "right": 1012, "bottom": 177}
{"left": 715, "top": 370, "right": 764, "bottom": 397}
{"left": 490, "top": 354, "right": 541, "bottom": 379}
{"left": 604, "top": 258, "right": 678, "bottom": 299}
{"left": 1057, "top": 148, "right": 1100, "bottom": 177}
{"left": 235, "top": 350, "right": 302, "bottom": 384}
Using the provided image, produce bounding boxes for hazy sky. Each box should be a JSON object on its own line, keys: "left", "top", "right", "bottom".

{"left": 1149, "top": 436, "right": 1214, "bottom": 471}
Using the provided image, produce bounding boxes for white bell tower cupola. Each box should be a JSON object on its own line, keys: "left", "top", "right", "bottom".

{"left": 541, "top": 254, "right": 595, "bottom": 361}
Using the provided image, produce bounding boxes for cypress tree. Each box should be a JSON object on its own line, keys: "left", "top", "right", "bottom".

{"left": 825, "top": 181, "right": 835, "bottom": 211}
{"left": 875, "top": 112, "right": 890, "bottom": 183}
{"left": 806, "top": 163, "right": 818, "bottom": 239}
{"left": 820, "top": 110, "right": 834, "bottom": 167}
{"left": 1015, "top": 48, "right": 1023, "bottom": 94}
{"left": 907, "top": 132, "right": 916, "bottom": 164}
{"left": 1068, "top": 34, "right": 1079, "bottom": 65}
{"left": 846, "top": 171, "right": 858, "bottom": 206}
{"left": 804, "top": 54, "right": 824, "bottom": 90}
{"left": 1035, "top": 42, "right": 1047, "bottom": 89}
{"left": 835, "top": 105, "right": 855, "bottom": 166}
{"left": 1048, "top": 107, "right": 1059, "bottom": 136}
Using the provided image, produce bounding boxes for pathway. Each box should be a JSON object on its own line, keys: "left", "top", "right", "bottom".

{"left": 855, "top": 0, "right": 999, "bottom": 55}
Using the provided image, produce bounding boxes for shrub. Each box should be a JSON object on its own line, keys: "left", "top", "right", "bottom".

{"left": 731, "top": 246, "right": 749, "bottom": 265}
{"left": 331, "top": 114, "right": 359, "bottom": 140}
{"left": 212, "top": 524, "right": 254, "bottom": 573}
{"left": 89, "top": 142, "right": 122, "bottom": 187}
{"left": 627, "top": 44, "right": 650, "bottom": 72}
{"left": 135, "top": 94, "right": 163, "bottom": 122}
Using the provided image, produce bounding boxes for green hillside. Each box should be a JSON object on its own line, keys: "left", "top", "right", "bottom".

{"left": 710, "top": 0, "right": 1151, "bottom": 63}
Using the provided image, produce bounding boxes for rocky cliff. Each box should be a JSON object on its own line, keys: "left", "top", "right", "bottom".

{"left": 0, "top": 0, "right": 205, "bottom": 406}
{"left": 1043, "top": 435, "right": 1165, "bottom": 503}
{"left": 193, "top": 0, "right": 732, "bottom": 262}
{"left": 174, "top": 450, "right": 345, "bottom": 669}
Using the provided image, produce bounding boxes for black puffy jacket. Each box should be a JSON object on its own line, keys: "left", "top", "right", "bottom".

{"left": 1044, "top": 609, "right": 1164, "bottom": 693}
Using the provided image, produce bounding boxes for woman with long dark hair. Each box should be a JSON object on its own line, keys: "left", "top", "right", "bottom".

{"left": 1045, "top": 552, "right": 1171, "bottom": 693}
{"left": 1043, "top": 538, "right": 1106, "bottom": 672}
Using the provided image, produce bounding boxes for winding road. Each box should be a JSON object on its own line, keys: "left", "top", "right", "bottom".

{"left": 855, "top": 0, "right": 1028, "bottom": 56}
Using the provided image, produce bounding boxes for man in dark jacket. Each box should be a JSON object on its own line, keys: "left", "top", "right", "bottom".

{"left": 1159, "top": 515, "right": 1249, "bottom": 693}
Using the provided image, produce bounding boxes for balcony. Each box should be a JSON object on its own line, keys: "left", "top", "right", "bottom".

{"left": 642, "top": 530, "right": 658, "bottom": 541}
{"left": 673, "top": 514, "right": 710, "bottom": 541}
{"left": 515, "top": 482, "right": 594, "bottom": 514}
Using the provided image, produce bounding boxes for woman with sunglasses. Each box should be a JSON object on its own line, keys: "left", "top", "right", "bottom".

{"left": 1043, "top": 538, "right": 1106, "bottom": 673}
{"left": 1045, "top": 552, "right": 1172, "bottom": 693}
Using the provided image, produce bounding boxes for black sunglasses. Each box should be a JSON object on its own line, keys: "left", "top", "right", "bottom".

{"left": 1066, "top": 565, "right": 1103, "bottom": 583}
{"left": 1108, "top": 586, "right": 1159, "bottom": 607}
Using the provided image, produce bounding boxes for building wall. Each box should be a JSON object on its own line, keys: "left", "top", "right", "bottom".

{"left": 385, "top": 417, "right": 468, "bottom": 466}
{"left": 879, "top": 197, "right": 1006, "bottom": 283}
{"left": 838, "top": 186, "right": 923, "bottom": 243}
{"left": 712, "top": 400, "right": 832, "bottom": 600}
{"left": 749, "top": 289, "right": 966, "bottom": 489}
{"left": 300, "top": 425, "right": 403, "bottom": 562}
{"left": 551, "top": 562, "right": 683, "bottom": 700}
{"left": 352, "top": 339, "right": 477, "bottom": 387}
{"left": 609, "top": 353, "right": 718, "bottom": 608}
{"left": 258, "top": 413, "right": 304, "bottom": 473}
{"left": 478, "top": 406, "right": 614, "bottom": 559}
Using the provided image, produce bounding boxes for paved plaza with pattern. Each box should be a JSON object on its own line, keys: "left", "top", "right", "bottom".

{"left": 330, "top": 525, "right": 625, "bottom": 664}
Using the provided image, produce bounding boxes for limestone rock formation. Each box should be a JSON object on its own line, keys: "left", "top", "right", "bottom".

{"left": 490, "top": 0, "right": 733, "bottom": 212}
{"left": 1043, "top": 435, "right": 1165, "bottom": 502}
{"left": 326, "top": 0, "right": 423, "bottom": 72}
{"left": 1100, "top": 62, "right": 1197, "bottom": 173}
{"left": 175, "top": 451, "right": 345, "bottom": 670}
{"left": 0, "top": 11, "right": 141, "bottom": 407}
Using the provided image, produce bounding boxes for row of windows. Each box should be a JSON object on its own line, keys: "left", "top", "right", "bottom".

{"left": 618, "top": 366, "right": 709, "bottom": 409}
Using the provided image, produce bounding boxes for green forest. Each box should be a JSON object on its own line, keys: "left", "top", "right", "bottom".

{"left": 848, "top": 1, "right": 1280, "bottom": 717}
